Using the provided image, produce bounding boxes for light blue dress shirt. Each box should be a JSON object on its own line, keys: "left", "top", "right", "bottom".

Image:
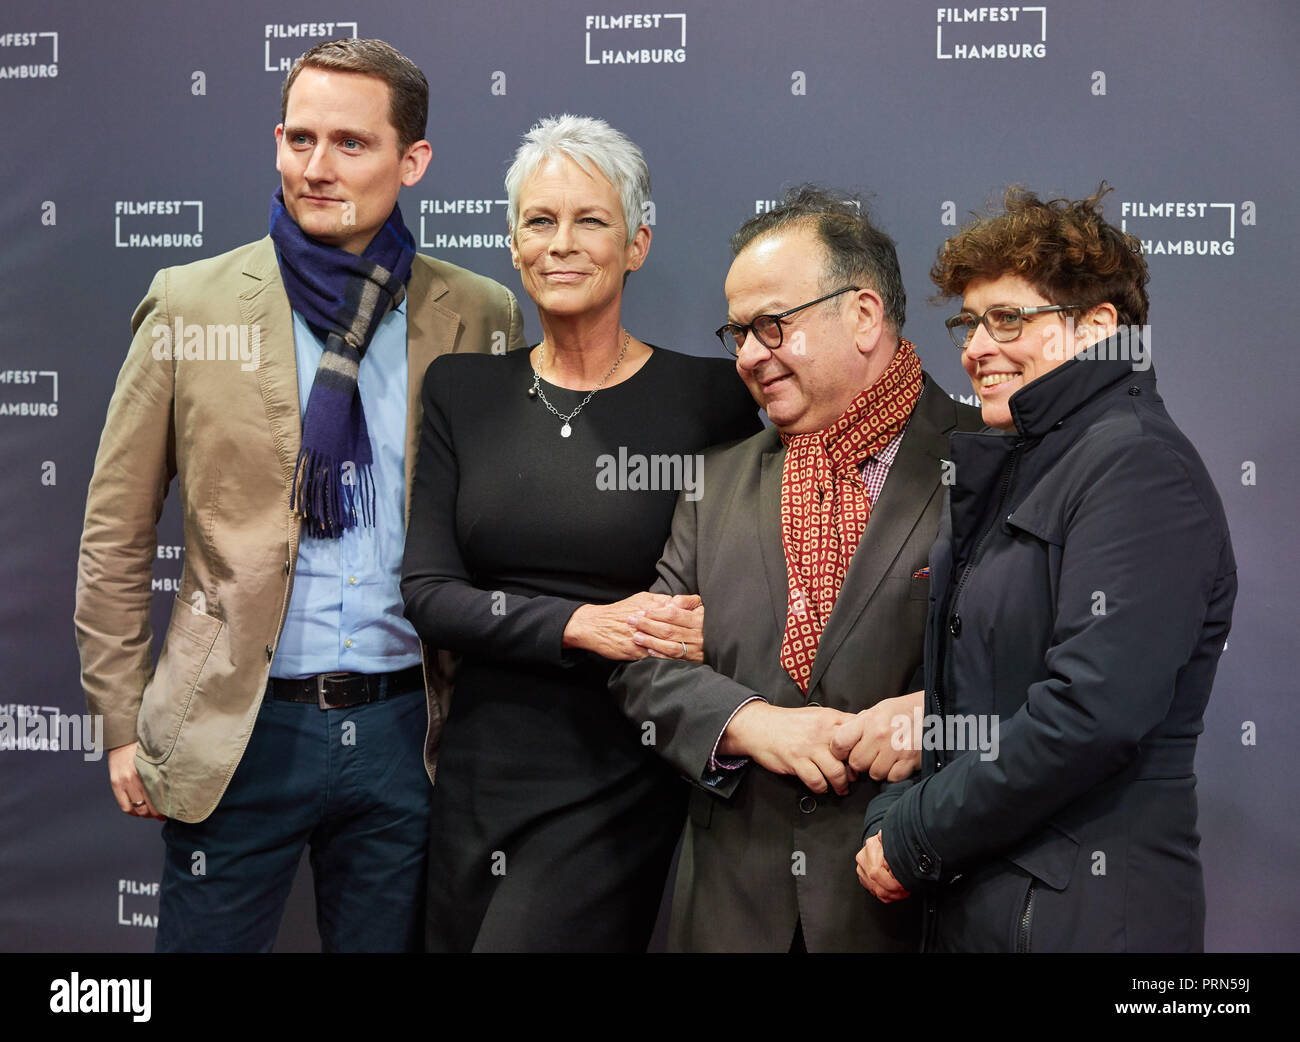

{"left": 270, "top": 300, "right": 423, "bottom": 678}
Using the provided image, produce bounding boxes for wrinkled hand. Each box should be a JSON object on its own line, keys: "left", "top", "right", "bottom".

{"left": 857, "top": 831, "right": 910, "bottom": 902}
{"left": 829, "top": 690, "right": 924, "bottom": 782}
{"left": 629, "top": 594, "right": 704, "bottom": 662}
{"left": 109, "top": 742, "right": 165, "bottom": 820}
{"left": 564, "top": 591, "right": 682, "bottom": 661}
{"left": 718, "top": 702, "right": 860, "bottom": 795}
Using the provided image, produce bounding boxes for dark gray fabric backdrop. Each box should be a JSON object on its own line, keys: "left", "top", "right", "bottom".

{"left": 1, "top": 0, "right": 1295, "bottom": 951}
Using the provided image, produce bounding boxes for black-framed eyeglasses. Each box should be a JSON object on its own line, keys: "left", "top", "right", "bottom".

{"left": 945, "top": 303, "right": 1082, "bottom": 349}
{"left": 715, "top": 286, "right": 860, "bottom": 356}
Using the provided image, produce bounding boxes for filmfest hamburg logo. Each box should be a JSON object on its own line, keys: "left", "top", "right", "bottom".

{"left": 114, "top": 200, "right": 204, "bottom": 248}
{"left": 117, "top": 879, "right": 159, "bottom": 930}
{"left": 263, "top": 20, "right": 358, "bottom": 72}
{"left": 0, "top": 367, "right": 58, "bottom": 417}
{"left": 585, "top": 13, "right": 686, "bottom": 65}
{"left": 755, "top": 198, "right": 859, "bottom": 215}
{"left": 0, "top": 30, "right": 57, "bottom": 79}
{"left": 418, "top": 197, "right": 511, "bottom": 250}
{"left": 1119, "top": 199, "right": 1250, "bottom": 258}
{"left": 935, "top": 6, "right": 1047, "bottom": 60}
{"left": 153, "top": 543, "right": 185, "bottom": 594}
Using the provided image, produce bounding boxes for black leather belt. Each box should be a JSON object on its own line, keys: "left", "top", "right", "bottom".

{"left": 266, "top": 665, "right": 424, "bottom": 710}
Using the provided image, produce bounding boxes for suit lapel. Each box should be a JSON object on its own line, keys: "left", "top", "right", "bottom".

{"left": 404, "top": 258, "right": 457, "bottom": 514}
{"left": 241, "top": 244, "right": 459, "bottom": 510}
{"left": 757, "top": 434, "right": 790, "bottom": 638}
{"left": 240, "top": 237, "right": 300, "bottom": 486}
{"left": 806, "top": 376, "right": 954, "bottom": 696}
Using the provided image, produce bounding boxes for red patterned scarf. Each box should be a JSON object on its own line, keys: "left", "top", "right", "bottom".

{"left": 778, "top": 339, "right": 923, "bottom": 692}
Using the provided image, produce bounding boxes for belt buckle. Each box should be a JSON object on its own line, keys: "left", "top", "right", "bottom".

{"left": 316, "top": 672, "right": 353, "bottom": 710}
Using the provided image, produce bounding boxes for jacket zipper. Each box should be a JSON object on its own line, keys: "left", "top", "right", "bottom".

{"left": 1016, "top": 880, "right": 1036, "bottom": 953}
{"left": 937, "top": 443, "right": 1021, "bottom": 728}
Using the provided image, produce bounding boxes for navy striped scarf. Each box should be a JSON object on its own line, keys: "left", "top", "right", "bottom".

{"left": 269, "top": 188, "right": 416, "bottom": 538}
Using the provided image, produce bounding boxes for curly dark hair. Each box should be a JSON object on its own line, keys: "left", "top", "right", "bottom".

{"left": 930, "top": 183, "right": 1149, "bottom": 326}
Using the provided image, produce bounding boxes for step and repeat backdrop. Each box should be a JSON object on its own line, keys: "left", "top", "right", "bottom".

{"left": 1, "top": 0, "right": 1295, "bottom": 951}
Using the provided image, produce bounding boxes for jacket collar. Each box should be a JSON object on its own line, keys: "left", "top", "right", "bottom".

{"left": 1008, "top": 333, "right": 1156, "bottom": 437}
{"left": 239, "top": 237, "right": 455, "bottom": 515}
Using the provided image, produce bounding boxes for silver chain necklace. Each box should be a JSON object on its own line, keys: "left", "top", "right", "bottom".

{"left": 528, "top": 328, "right": 630, "bottom": 438}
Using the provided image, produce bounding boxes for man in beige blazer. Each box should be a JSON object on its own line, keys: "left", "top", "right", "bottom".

{"left": 611, "top": 187, "right": 981, "bottom": 952}
{"left": 75, "top": 38, "right": 523, "bottom": 951}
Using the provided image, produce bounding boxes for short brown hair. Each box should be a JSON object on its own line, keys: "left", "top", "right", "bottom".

{"left": 280, "top": 38, "right": 428, "bottom": 153}
{"left": 930, "top": 183, "right": 1149, "bottom": 326}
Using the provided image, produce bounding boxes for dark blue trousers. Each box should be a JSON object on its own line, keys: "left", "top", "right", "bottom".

{"left": 156, "top": 685, "right": 430, "bottom": 952}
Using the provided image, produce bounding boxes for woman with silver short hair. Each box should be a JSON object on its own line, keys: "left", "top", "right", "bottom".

{"left": 402, "top": 115, "right": 760, "bottom": 951}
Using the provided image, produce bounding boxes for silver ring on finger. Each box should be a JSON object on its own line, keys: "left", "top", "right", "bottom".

{"left": 130, "top": 800, "right": 146, "bottom": 808}
{"left": 679, "top": 641, "right": 688, "bottom": 658}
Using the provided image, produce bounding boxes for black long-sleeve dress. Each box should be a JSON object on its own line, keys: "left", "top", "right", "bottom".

{"left": 401, "top": 345, "right": 761, "bottom": 951}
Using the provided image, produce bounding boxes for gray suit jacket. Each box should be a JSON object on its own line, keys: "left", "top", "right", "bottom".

{"left": 75, "top": 236, "right": 524, "bottom": 821}
{"left": 610, "top": 374, "right": 981, "bottom": 951}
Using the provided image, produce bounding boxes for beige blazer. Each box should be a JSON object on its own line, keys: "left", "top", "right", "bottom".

{"left": 75, "top": 236, "right": 524, "bottom": 822}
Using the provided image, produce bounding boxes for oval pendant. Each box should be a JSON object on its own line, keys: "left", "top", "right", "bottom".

{"left": 560, "top": 423, "right": 572, "bottom": 438}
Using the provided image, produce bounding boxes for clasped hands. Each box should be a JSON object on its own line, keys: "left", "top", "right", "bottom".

{"left": 717, "top": 691, "right": 922, "bottom": 905}
{"left": 567, "top": 596, "right": 916, "bottom": 902}
{"left": 564, "top": 591, "right": 706, "bottom": 662}
{"left": 718, "top": 690, "right": 923, "bottom": 795}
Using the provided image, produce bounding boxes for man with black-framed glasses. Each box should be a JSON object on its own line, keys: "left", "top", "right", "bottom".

{"left": 611, "top": 185, "right": 980, "bottom": 952}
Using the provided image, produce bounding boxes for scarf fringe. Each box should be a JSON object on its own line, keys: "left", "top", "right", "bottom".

{"left": 291, "top": 448, "right": 376, "bottom": 539}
